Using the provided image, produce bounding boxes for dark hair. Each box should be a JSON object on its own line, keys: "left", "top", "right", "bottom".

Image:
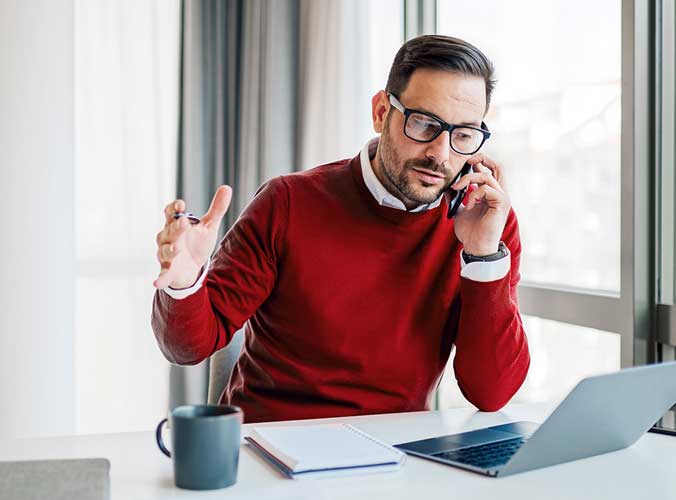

{"left": 385, "top": 35, "right": 496, "bottom": 113}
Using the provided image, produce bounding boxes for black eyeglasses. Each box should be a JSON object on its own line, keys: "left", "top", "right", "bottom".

{"left": 388, "top": 93, "right": 491, "bottom": 155}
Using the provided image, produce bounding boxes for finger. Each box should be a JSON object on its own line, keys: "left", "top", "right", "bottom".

{"left": 164, "top": 199, "right": 186, "bottom": 225}
{"left": 157, "top": 243, "right": 177, "bottom": 264}
{"left": 466, "top": 153, "right": 504, "bottom": 185}
{"left": 452, "top": 172, "right": 502, "bottom": 192}
{"left": 472, "top": 163, "right": 493, "bottom": 177}
{"left": 153, "top": 267, "right": 175, "bottom": 289}
{"left": 202, "top": 185, "right": 233, "bottom": 228}
{"left": 156, "top": 228, "right": 169, "bottom": 246}
{"left": 156, "top": 216, "right": 189, "bottom": 246}
{"left": 464, "top": 184, "right": 504, "bottom": 211}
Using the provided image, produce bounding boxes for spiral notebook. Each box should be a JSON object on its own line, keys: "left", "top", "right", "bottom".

{"left": 244, "top": 423, "right": 406, "bottom": 479}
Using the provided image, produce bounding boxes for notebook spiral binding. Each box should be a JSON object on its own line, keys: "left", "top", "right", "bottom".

{"left": 344, "top": 424, "right": 407, "bottom": 461}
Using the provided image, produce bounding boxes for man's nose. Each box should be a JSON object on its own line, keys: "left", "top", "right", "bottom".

{"left": 424, "top": 130, "right": 451, "bottom": 168}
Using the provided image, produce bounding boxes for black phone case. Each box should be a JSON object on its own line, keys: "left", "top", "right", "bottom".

{"left": 446, "top": 162, "right": 472, "bottom": 219}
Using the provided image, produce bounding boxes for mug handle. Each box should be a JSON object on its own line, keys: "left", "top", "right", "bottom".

{"left": 155, "top": 418, "right": 171, "bottom": 457}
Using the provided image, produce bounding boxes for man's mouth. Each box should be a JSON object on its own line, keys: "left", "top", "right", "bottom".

{"left": 411, "top": 167, "right": 446, "bottom": 185}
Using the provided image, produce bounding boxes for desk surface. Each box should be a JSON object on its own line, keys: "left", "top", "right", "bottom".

{"left": 1, "top": 402, "right": 675, "bottom": 500}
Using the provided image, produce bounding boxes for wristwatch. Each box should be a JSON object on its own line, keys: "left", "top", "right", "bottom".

{"left": 462, "top": 242, "right": 509, "bottom": 264}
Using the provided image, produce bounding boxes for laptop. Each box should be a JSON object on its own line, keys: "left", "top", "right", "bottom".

{"left": 395, "top": 361, "right": 676, "bottom": 477}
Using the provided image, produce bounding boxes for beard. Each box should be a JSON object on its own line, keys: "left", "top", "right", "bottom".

{"left": 376, "top": 118, "right": 453, "bottom": 206}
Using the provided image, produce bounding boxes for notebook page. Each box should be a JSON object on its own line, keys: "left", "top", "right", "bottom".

{"left": 249, "top": 423, "right": 404, "bottom": 472}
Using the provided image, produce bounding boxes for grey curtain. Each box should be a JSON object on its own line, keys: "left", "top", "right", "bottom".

{"left": 169, "top": 0, "right": 300, "bottom": 409}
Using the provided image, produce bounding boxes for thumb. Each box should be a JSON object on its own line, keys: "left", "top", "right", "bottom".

{"left": 202, "top": 185, "right": 232, "bottom": 228}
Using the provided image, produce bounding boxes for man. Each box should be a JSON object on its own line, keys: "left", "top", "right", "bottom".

{"left": 152, "top": 35, "right": 529, "bottom": 423}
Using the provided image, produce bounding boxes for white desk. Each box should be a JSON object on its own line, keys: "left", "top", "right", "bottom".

{"left": 1, "top": 402, "right": 674, "bottom": 499}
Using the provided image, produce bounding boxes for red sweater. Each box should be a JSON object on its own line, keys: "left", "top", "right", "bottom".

{"left": 152, "top": 154, "right": 530, "bottom": 423}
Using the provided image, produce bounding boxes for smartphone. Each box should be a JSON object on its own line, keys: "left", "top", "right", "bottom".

{"left": 446, "top": 162, "right": 473, "bottom": 219}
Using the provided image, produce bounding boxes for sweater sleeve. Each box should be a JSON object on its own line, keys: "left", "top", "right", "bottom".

{"left": 452, "top": 208, "right": 530, "bottom": 411}
{"left": 151, "top": 177, "right": 289, "bottom": 365}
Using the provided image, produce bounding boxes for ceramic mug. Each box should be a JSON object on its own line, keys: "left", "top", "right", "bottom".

{"left": 156, "top": 404, "right": 243, "bottom": 490}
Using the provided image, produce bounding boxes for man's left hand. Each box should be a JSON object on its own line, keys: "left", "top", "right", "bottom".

{"left": 451, "top": 154, "right": 510, "bottom": 256}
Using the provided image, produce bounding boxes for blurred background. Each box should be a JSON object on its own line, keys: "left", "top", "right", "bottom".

{"left": 2, "top": 0, "right": 673, "bottom": 440}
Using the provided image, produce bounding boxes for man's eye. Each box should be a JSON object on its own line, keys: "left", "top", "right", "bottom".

{"left": 453, "top": 129, "right": 478, "bottom": 142}
{"left": 409, "top": 114, "right": 441, "bottom": 137}
{"left": 411, "top": 117, "right": 437, "bottom": 129}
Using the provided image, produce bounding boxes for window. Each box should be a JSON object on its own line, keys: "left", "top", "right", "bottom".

{"left": 74, "top": 0, "right": 180, "bottom": 433}
{"left": 434, "top": 0, "right": 656, "bottom": 408}
{"left": 439, "top": 317, "right": 620, "bottom": 407}
{"left": 367, "top": 0, "right": 404, "bottom": 97}
{"left": 437, "top": 0, "right": 621, "bottom": 292}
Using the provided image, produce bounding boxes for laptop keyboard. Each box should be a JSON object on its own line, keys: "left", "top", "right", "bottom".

{"left": 432, "top": 437, "right": 527, "bottom": 469}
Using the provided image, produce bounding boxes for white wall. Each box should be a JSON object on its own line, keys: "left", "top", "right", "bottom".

{"left": 0, "top": 0, "right": 76, "bottom": 438}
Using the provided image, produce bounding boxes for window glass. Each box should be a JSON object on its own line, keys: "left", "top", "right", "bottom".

{"left": 437, "top": 0, "right": 621, "bottom": 292}
{"left": 367, "top": 0, "right": 403, "bottom": 96}
{"left": 74, "top": 0, "right": 179, "bottom": 433}
{"left": 438, "top": 316, "right": 621, "bottom": 408}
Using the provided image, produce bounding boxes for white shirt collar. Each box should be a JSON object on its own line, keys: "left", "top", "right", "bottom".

{"left": 359, "top": 137, "right": 444, "bottom": 213}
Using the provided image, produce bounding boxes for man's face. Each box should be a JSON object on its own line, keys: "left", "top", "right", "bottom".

{"left": 372, "top": 69, "right": 487, "bottom": 208}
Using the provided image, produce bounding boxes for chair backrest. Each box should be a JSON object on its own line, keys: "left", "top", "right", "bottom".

{"left": 207, "top": 328, "right": 245, "bottom": 405}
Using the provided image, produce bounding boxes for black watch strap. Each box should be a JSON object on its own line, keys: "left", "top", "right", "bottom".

{"left": 462, "top": 242, "right": 508, "bottom": 264}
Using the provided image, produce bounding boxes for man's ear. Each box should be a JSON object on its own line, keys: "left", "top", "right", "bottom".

{"left": 371, "top": 90, "right": 390, "bottom": 134}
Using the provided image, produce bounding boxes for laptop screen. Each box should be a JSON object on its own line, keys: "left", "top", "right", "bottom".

{"left": 651, "top": 405, "right": 676, "bottom": 436}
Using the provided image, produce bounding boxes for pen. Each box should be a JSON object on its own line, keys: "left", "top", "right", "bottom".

{"left": 173, "top": 212, "right": 201, "bottom": 224}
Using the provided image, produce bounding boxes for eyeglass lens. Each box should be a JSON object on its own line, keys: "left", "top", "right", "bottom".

{"left": 405, "top": 112, "right": 484, "bottom": 154}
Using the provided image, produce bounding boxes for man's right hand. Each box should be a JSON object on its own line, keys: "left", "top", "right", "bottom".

{"left": 153, "top": 185, "right": 233, "bottom": 290}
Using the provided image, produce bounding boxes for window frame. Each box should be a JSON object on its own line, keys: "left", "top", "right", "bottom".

{"left": 655, "top": 0, "right": 676, "bottom": 364}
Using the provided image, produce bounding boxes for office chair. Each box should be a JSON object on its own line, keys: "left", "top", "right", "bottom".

{"left": 207, "top": 328, "right": 245, "bottom": 404}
